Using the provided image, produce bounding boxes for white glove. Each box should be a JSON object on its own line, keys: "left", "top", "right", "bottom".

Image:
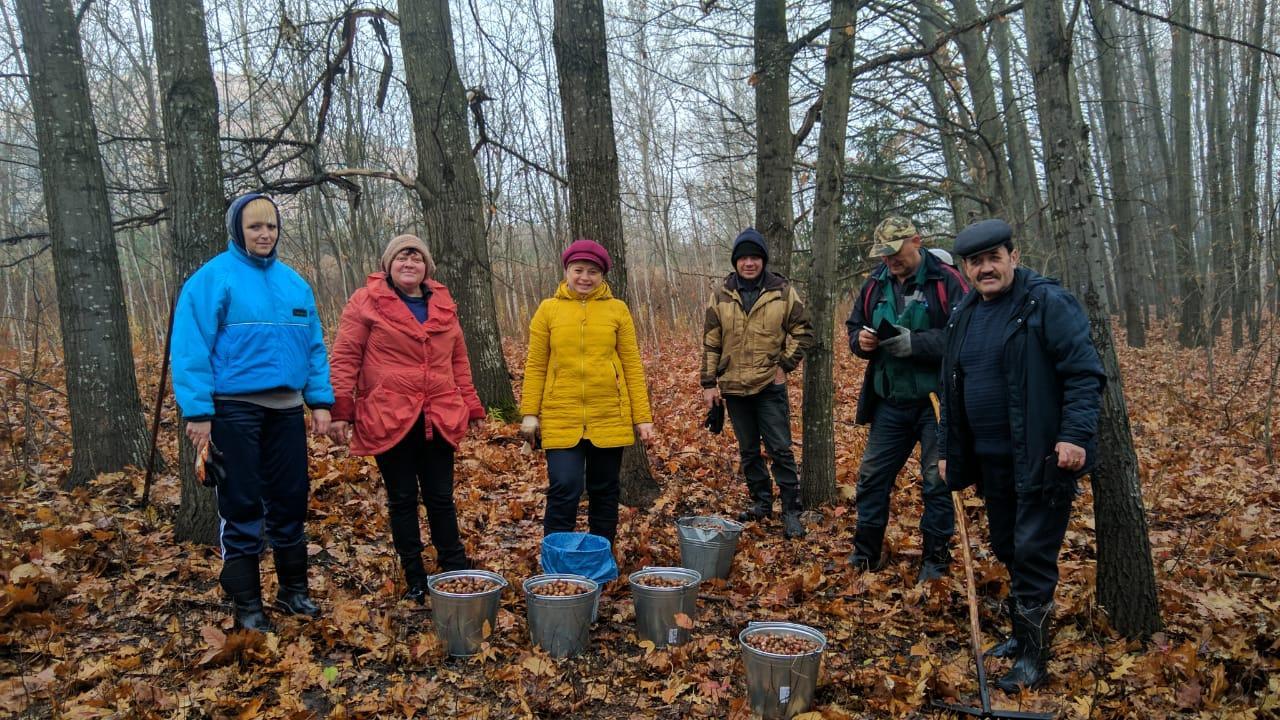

{"left": 520, "top": 415, "right": 540, "bottom": 445}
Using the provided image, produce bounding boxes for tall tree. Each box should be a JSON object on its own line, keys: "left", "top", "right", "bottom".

{"left": 1170, "top": 0, "right": 1206, "bottom": 347}
{"left": 917, "top": 2, "right": 976, "bottom": 230}
{"left": 398, "top": 0, "right": 517, "bottom": 418}
{"left": 151, "top": 0, "right": 225, "bottom": 543}
{"left": 1088, "top": 0, "right": 1145, "bottom": 347}
{"left": 1204, "top": 0, "right": 1235, "bottom": 342}
{"left": 949, "top": 0, "right": 1014, "bottom": 220}
{"left": 1023, "top": 0, "right": 1161, "bottom": 638}
{"left": 754, "top": 0, "right": 795, "bottom": 273}
{"left": 1236, "top": 0, "right": 1268, "bottom": 345}
{"left": 800, "top": 0, "right": 855, "bottom": 508}
{"left": 552, "top": 0, "right": 659, "bottom": 506}
{"left": 15, "top": 0, "right": 150, "bottom": 488}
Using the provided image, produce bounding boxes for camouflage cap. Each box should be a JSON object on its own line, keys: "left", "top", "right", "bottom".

{"left": 867, "top": 216, "right": 919, "bottom": 258}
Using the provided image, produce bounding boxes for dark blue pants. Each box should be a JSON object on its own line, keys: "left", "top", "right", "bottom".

{"left": 855, "top": 399, "right": 953, "bottom": 538}
{"left": 723, "top": 383, "right": 799, "bottom": 503}
{"left": 544, "top": 440, "right": 623, "bottom": 543}
{"left": 980, "top": 457, "right": 1072, "bottom": 605}
{"left": 211, "top": 400, "right": 309, "bottom": 561}
{"left": 374, "top": 416, "right": 468, "bottom": 573}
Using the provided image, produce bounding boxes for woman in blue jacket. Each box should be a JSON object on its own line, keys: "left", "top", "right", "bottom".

{"left": 171, "top": 193, "right": 334, "bottom": 632}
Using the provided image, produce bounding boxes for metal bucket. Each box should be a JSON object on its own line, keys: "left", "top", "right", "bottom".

{"left": 523, "top": 574, "right": 600, "bottom": 658}
{"left": 628, "top": 566, "right": 701, "bottom": 647}
{"left": 676, "top": 516, "right": 744, "bottom": 581}
{"left": 738, "top": 622, "right": 827, "bottom": 719}
{"left": 427, "top": 570, "right": 508, "bottom": 657}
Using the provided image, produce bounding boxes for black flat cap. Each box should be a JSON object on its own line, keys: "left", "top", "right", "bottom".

{"left": 954, "top": 218, "right": 1013, "bottom": 258}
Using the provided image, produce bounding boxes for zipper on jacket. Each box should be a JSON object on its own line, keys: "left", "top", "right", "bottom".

{"left": 580, "top": 300, "right": 588, "bottom": 432}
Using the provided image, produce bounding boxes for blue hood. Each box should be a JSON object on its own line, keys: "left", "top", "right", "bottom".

{"left": 225, "top": 192, "right": 281, "bottom": 267}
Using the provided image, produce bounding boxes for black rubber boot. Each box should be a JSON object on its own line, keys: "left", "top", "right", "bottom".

{"left": 988, "top": 597, "right": 1019, "bottom": 658}
{"left": 916, "top": 532, "right": 952, "bottom": 583}
{"left": 737, "top": 476, "right": 774, "bottom": 522}
{"left": 401, "top": 554, "right": 430, "bottom": 604}
{"left": 220, "top": 555, "right": 273, "bottom": 633}
{"left": 847, "top": 524, "right": 887, "bottom": 571}
{"left": 997, "top": 600, "right": 1054, "bottom": 693}
{"left": 273, "top": 543, "right": 321, "bottom": 618}
{"left": 780, "top": 487, "right": 806, "bottom": 539}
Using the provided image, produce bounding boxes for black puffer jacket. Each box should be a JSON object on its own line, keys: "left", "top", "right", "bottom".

{"left": 937, "top": 267, "right": 1106, "bottom": 497}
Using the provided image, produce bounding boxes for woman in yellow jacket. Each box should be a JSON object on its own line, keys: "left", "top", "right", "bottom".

{"left": 520, "top": 239, "right": 654, "bottom": 545}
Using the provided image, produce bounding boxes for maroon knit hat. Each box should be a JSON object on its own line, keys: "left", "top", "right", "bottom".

{"left": 561, "top": 238, "right": 611, "bottom": 273}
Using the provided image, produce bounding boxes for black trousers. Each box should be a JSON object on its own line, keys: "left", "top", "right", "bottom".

{"left": 980, "top": 456, "right": 1072, "bottom": 605}
{"left": 374, "top": 416, "right": 469, "bottom": 574}
{"left": 723, "top": 382, "right": 799, "bottom": 503}
{"left": 544, "top": 440, "right": 623, "bottom": 543}
{"left": 212, "top": 400, "right": 308, "bottom": 561}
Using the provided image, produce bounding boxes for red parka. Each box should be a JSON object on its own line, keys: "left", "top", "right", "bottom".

{"left": 330, "top": 273, "right": 485, "bottom": 455}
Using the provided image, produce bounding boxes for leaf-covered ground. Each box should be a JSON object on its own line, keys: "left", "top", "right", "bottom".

{"left": 1, "top": 323, "right": 1278, "bottom": 718}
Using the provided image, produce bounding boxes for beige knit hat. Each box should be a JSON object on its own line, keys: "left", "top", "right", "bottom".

{"left": 381, "top": 234, "right": 436, "bottom": 277}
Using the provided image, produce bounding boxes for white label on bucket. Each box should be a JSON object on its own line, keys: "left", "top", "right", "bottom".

{"left": 779, "top": 686, "right": 791, "bottom": 704}
{"left": 668, "top": 628, "right": 680, "bottom": 644}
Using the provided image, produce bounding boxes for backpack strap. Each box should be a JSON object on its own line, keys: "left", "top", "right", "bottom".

{"left": 934, "top": 263, "right": 969, "bottom": 317}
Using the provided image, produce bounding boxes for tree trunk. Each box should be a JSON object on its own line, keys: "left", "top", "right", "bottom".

{"left": 950, "top": 0, "right": 1014, "bottom": 220}
{"left": 1236, "top": 0, "right": 1267, "bottom": 346}
{"left": 1205, "top": 0, "right": 1235, "bottom": 343}
{"left": 552, "top": 0, "right": 658, "bottom": 507}
{"left": 16, "top": 0, "right": 150, "bottom": 489}
{"left": 991, "top": 13, "right": 1048, "bottom": 247}
{"left": 152, "top": 0, "right": 225, "bottom": 543}
{"left": 1171, "top": 0, "right": 1207, "bottom": 347}
{"left": 1023, "top": 0, "right": 1161, "bottom": 638}
{"left": 800, "top": 0, "right": 855, "bottom": 509}
{"left": 917, "top": 1, "right": 975, "bottom": 230}
{"left": 1088, "top": 0, "right": 1145, "bottom": 347}
{"left": 754, "top": 0, "right": 794, "bottom": 274}
{"left": 398, "top": 0, "right": 517, "bottom": 418}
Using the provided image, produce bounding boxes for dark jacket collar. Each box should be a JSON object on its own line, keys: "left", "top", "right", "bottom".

{"left": 724, "top": 270, "right": 787, "bottom": 292}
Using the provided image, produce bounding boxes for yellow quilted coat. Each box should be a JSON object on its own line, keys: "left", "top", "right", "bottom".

{"left": 520, "top": 281, "right": 653, "bottom": 449}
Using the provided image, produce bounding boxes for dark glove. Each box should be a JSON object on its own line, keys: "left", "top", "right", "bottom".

{"left": 878, "top": 327, "right": 912, "bottom": 358}
{"left": 199, "top": 441, "right": 226, "bottom": 489}
{"left": 704, "top": 403, "right": 725, "bottom": 434}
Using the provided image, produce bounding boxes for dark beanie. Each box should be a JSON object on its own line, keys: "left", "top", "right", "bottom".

{"left": 731, "top": 228, "right": 769, "bottom": 266}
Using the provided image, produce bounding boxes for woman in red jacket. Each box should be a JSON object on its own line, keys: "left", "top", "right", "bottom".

{"left": 328, "top": 234, "right": 485, "bottom": 603}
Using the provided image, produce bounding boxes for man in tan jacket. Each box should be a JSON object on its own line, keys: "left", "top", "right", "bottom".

{"left": 701, "top": 228, "right": 813, "bottom": 538}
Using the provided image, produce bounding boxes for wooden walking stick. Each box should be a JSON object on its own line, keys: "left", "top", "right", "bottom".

{"left": 928, "top": 393, "right": 1052, "bottom": 719}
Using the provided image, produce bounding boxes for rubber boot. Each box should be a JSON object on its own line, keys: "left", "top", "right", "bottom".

{"left": 220, "top": 555, "right": 273, "bottom": 633}
{"left": 401, "top": 554, "right": 430, "bottom": 604}
{"left": 737, "top": 475, "right": 774, "bottom": 522}
{"left": 915, "top": 532, "right": 952, "bottom": 583}
{"left": 997, "top": 600, "right": 1054, "bottom": 693}
{"left": 847, "top": 524, "right": 887, "bottom": 571}
{"left": 273, "top": 543, "right": 321, "bottom": 618}
{"left": 780, "top": 486, "right": 806, "bottom": 539}
{"left": 988, "top": 597, "right": 1019, "bottom": 658}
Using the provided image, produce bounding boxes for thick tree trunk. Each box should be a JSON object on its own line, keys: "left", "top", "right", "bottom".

{"left": 1171, "top": 0, "right": 1207, "bottom": 347}
{"left": 754, "top": 0, "right": 794, "bottom": 274}
{"left": 1023, "top": 0, "right": 1161, "bottom": 639}
{"left": 398, "top": 0, "right": 517, "bottom": 418}
{"left": 800, "top": 0, "right": 855, "bottom": 509}
{"left": 1088, "top": 0, "right": 1145, "bottom": 347}
{"left": 16, "top": 0, "right": 150, "bottom": 489}
{"left": 152, "top": 0, "right": 225, "bottom": 544}
{"left": 552, "top": 0, "right": 658, "bottom": 507}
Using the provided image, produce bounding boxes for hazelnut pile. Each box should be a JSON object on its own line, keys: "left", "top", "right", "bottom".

{"left": 687, "top": 519, "right": 724, "bottom": 530}
{"left": 632, "top": 575, "right": 690, "bottom": 588}
{"left": 433, "top": 577, "right": 497, "bottom": 594}
{"left": 744, "top": 632, "right": 821, "bottom": 655}
{"left": 531, "top": 579, "right": 591, "bottom": 597}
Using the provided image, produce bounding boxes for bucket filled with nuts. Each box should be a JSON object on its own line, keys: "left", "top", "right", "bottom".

{"left": 675, "top": 516, "right": 744, "bottom": 581}
{"left": 738, "top": 622, "right": 827, "bottom": 719}
{"left": 522, "top": 574, "right": 600, "bottom": 658}
{"left": 628, "top": 566, "right": 701, "bottom": 647}
{"left": 427, "top": 570, "right": 508, "bottom": 657}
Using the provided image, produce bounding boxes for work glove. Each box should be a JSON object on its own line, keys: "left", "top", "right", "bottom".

{"left": 878, "top": 326, "right": 912, "bottom": 358}
{"left": 519, "top": 415, "right": 541, "bottom": 448}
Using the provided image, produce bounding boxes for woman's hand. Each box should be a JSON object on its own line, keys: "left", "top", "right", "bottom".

{"left": 636, "top": 422, "right": 655, "bottom": 445}
{"left": 328, "top": 420, "right": 351, "bottom": 445}
{"left": 469, "top": 417, "right": 486, "bottom": 432}
{"left": 519, "top": 415, "right": 540, "bottom": 446}
{"left": 311, "top": 408, "right": 332, "bottom": 436}
{"left": 186, "top": 420, "right": 212, "bottom": 447}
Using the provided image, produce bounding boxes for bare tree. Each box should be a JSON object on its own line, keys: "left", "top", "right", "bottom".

{"left": 15, "top": 0, "right": 150, "bottom": 489}
{"left": 1170, "top": 0, "right": 1206, "bottom": 347}
{"left": 1023, "top": 0, "right": 1161, "bottom": 638}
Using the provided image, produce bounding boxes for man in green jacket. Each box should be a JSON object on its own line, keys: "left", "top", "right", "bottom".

{"left": 701, "top": 228, "right": 814, "bottom": 539}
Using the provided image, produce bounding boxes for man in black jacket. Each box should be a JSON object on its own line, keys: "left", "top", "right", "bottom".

{"left": 845, "top": 216, "right": 969, "bottom": 582}
{"left": 938, "top": 218, "right": 1105, "bottom": 692}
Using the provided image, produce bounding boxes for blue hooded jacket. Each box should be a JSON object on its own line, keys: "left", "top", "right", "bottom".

{"left": 170, "top": 193, "right": 334, "bottom": 421}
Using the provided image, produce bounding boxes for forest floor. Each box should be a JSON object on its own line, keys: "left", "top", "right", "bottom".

{"left": 0, "top": 321, "right": 1278, "bottom": 719}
